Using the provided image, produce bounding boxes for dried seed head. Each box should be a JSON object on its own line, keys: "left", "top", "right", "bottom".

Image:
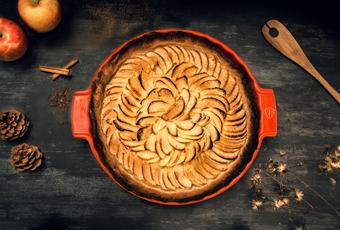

{"left": 283, "top": 197, "right": 289, "bottom": 205}
{"left": 273, "top": 197, "right": 289, "bottom": 209}
{"left": 277, "top": 163, "right": 288, "bottom": 174}
{"left": 279, "top": 150, "right": 287, "bottom": 156}
{"left": 319, "top": 147, "right": 340, "bottom": 172}
{"left": 295, "top": 226, "right": 304, "bottom": 230}
{"left": 330, "top": 178, "right": 336, "bottom": 186}
{"left": 267, "top": 158, "right": 276, "bottom": 172}
{"left": 253, "top": 188, "right": 267, "bottom": 201}
{"left": 267, "top": 159, "right": 288, "bottom": 174}
{"left": 255, "top": 188, "right": 263, "bottom": 195}
{"left": 294, "top": 189, "right": 304, "bottom": 202}
{"left": 251, "top": 199, "right": 264, "bottom": 211}
{"left": 250, "top": 171, "right": 262, "bottom": 187}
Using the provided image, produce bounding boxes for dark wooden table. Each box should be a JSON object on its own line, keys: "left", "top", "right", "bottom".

{"left": 1, "top": 1, "right": 339, "bottom": 229}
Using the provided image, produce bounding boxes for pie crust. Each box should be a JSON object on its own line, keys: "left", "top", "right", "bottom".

{"left": 91, "top": 32, "right": 258, "bottom": 202}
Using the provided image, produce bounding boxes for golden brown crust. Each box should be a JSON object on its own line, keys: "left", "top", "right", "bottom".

{"left": 91, "top": 33, "right": 257, "bottom": 202}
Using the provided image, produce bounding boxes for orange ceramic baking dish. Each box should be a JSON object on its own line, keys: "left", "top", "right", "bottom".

{"left": 71, "top": 29, "right": 277, "bottom": 205}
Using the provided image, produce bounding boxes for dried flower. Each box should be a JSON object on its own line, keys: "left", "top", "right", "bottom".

{"left": 254, "top": 188, "right": 262, "bottom": 194}
{"left": 277, "top": 163, "right": 288, "bottom": 174}
{"left": 294, "top": 189, "right": 304, "bottom": 201}
{"left": 279, "top": 150, "right": 287, "bottom": 156}
{"left": 249, "top": 146, "right": 339, "bottom": 216}
{"left": 250, "top": 169, "right": 262, "bottom": 187}
{"left": 266, "top": 159, "right": 288, "bottom": 174}
{"left": 273, "top": 197, "right": 289, "bottom": 209}
{"left": 267, "top": 158, "right": 276, "bottom": 172}
{"left": 330, "top": 178, "right": 336, "bottom": 186}
{"left": 295, "top": 226, "right": 304, "bottom": 230}
{"left": 252, "top": 199, "right": 264, "bottom": 210}
{"left": 319, "top": 148, "right": 340, "bottom": 171}
{"left": 283, "top": 198, "right": 289, "bottom": 205}
{"left": 253, "top": 188, "right": 267, "bottom": 201}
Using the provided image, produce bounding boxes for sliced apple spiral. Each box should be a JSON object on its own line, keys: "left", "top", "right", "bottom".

{"left": 100, "top": 44, "right": 249, "bottom": 191}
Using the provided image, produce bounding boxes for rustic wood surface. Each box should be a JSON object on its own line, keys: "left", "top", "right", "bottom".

{"left": 1, "top": 0, "right": 339, "bottom": 229}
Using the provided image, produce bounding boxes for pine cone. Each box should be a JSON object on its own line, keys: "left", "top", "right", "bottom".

{"left": 10, "top": 143, "right": 43, "bottom": 172}
{"left": 0, "top": 110, "right": 30, "bottom": 141}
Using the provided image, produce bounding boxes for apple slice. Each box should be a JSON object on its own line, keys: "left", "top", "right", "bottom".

{"left": 148, "top": 100, "right": 170, "bottom": 114}
{"left": 137, "top": 150, "right": 159, "bottom": 161}
{"left": 155, "top": 77, "right": 178, "bottom": 96}
{"left": 168, "top": 134, "right": 185, "bottom": 150}
{"left": 137, "top": 116, "right": 158, "bottom": 127}
{"left": 152, "top": 119, "right": 166, "bottom": 134}
{"left": 145, "top": 134, "right": 157, "bottom": 152}
{"left": 161, "top": 97, "right": 185, "bottom": 121}
{"left": 176, "top": 120, "right": 195, "bottom": 130}
{"left": 198, "top": 97, "right": 226, "bottom": 112}
{"left": 166, "top": 122, "right": 177, "bottom": 136}
{"left": 160, "top": 130, "right": 172, "bottom": 155}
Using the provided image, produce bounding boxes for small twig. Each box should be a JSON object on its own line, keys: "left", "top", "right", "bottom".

{"left": 51, "top": 59, "right": 79, "bottom": 81}
{"left": 303, "top": 198, "right": 315, "bottom": 209}
{"left": 279, "top": 174, "right": 284, "bottom": 193}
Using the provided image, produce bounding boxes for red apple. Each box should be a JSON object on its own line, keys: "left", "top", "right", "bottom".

{"left": 0, "top": 18, "right": 28, "bottom": 62}
{"left": 18, "top": 0, "right": 61, "bottom": 33}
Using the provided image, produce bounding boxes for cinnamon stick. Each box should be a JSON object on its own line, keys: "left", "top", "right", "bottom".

{"left": 51, "top": 59, "right": 79, "bottom": 81}
{"left": 39, "top": 66, "right": 70, "bottom": 76}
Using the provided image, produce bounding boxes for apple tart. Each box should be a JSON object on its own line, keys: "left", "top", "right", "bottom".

{"left": 91, "top": 32, "right": 258, "bottom": 202}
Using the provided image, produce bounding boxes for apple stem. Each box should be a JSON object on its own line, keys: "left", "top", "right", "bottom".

{"left": 31, "top": 0, "right": 40, "bottom": 5}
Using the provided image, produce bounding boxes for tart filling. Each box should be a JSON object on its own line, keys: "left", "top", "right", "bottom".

{"left": 91, "top": 32, "right": 258, "bottom": 202}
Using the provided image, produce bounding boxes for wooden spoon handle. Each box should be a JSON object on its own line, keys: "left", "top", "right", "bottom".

{"left": 262, "top": 19, "right": 340, "bottom": 104}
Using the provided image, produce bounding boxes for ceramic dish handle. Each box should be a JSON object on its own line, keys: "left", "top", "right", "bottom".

{"left": 257, "top": 88, "right": 277, "bottom": 139}
{"left": 71, "top": 89, "right": 92, "bottom": 140}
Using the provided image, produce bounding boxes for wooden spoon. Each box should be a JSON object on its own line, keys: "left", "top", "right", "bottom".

{"left": 262, "top": 19, "right": 340, "bottom": 104}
